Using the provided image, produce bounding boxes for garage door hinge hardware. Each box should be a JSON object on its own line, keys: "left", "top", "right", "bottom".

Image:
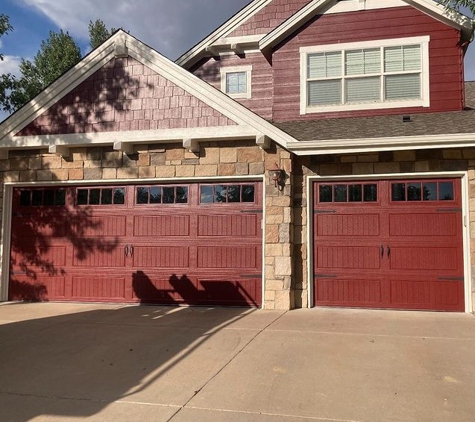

{"left": 314, "top": 210, "right": 336, "bottom": 214}
{"left": 437, "top": 277, "right": 464, "bottom": 282}
{"left": 240, "top": 209, "right": 263, "bottom": 213}
{"left": 314, "top": 274, "right": 337, "bottom": 279}
{"left": 240, "top": 274, "right": 262, "bottom": 279}
{"left": 436, "top": 208, "right": 462, "bottom": 213}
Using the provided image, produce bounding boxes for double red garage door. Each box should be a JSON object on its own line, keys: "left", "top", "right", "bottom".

{"left": 313, "top": 178, "right": 465, "bottom": 312}
{"left": 9, "top": 182, "right": 262, "bottom": 306}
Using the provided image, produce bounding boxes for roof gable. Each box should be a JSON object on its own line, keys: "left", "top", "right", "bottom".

{"left": 260, "top": 0, "right": 474, "bottom": 52}
{"left": 177, "top": 0, "right": 473, "bottom": 69}
{"left": 0, "top": 31, "right": 297, "bottom": 153}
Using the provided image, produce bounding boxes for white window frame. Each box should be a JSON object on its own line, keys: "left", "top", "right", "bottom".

{"left": 220, "top": 65, "right": 252, "bottom": 99}
{"left": 300, "top": 36, "right": 430, "bottom": 114}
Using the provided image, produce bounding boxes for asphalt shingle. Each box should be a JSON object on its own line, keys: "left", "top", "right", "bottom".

{"left": 274, "top": 82, "right": 475, "bottom": 142}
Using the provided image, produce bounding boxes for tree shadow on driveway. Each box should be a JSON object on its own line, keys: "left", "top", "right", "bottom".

{"left": 0, "top": 302, "right": 261, "bottom": 421}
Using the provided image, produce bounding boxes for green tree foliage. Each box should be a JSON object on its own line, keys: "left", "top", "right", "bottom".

{"left": 440, "top": 0, "right": 475, "bottom": 14}
{"left": 0, "top": 14, "right": 13, "bottom": 61}
{"left": 0, "top": 19, "right": 116, "bottom": 113}
{"left": 89, "top": 19, "right": 116, "bottom": 50}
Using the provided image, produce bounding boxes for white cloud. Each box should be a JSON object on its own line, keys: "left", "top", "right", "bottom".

{"left": 0, "top": 55, "right": 22, "bottom": 77}
{"left": 18, "top": 0, "right": 250, "bottom": 59}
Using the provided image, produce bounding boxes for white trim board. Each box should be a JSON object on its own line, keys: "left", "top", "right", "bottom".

{"left": 259, "top": 0, "right": 473, "bottom": 53}
{"left": 306, "top": 171, "right": 472, "bottom": 313}
{"left": 287, "top": 133, "right": 475, "bottom": 156}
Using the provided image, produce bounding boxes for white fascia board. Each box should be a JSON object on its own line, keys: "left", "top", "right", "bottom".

{"left": 176, "top": 0, "right": 273, "bottom": 68}
{"left": 3, "top": 126, "right": 260, "bottom": 149}
{"left": 0, "top": 32, "right": 124, "bottom": 142}
{"left": 260, "top": 0, "right": 474, "bottom": 53}
{"left": 288, "top": 133, "right": 475, "bottom": 155}
{"left": 407, "top": 0, "right": 474, "bottom": 37}
{"left": 259, "top": 0, "right": 332, "bottom": 52}
{"left": 212, "top": 34, "right": 265, "bottom": 47}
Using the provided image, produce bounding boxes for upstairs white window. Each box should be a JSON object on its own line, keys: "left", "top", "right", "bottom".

{"left": 300, "top": 36, "right": 430, "bottom": 114}
{"left": 221, "top": 66, "right": 252, "bottom": 99}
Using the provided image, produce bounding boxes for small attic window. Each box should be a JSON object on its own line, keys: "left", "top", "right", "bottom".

{"left": 220, "top": 66, "right": 252, "bottom": 99}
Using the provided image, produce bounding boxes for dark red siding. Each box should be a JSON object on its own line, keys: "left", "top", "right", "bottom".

{"left": 192, "top": 53, "right": 274, "bottom": 120}
{"left": 273, "top": 7, "right": 465, "bottom": 121}
{"left": 17, "top": 58, "right": 237, "bottom": 137}
{"left": 9, "top": 183, "right": 263, "bottom": 307}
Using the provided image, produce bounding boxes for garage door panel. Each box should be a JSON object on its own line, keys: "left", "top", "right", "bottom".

{"left": 389, "top": 213, "right": 459, "bottom": 237}
{"left": 316, "top": 246, "right": 382, "bottom": 270}
{"left": 197, "top": 279, "right": 262, "bottom": 306}
{"left": 11, "top": 245, "right": 67, "bottom": 270}
{"left": 198, "top": 214, "right": 259, "bottom": 237}
{"left": 72, "top": 246, "right": 125, "bottom": 267}
{"left": 389, "top": 247, "right": 460, "bottom": 271}
{"left": 80, "top": 216, "right": 127, "bottom": 237}
{"left": 12, "top": 218, "right": 68, "bottom": 238}
{"left": 197, "top": 246, "right": 259, "bottom": 269}
{"left": 133, "top": 215, "right": 190, "bottom": 237}
{"left": 315, "top": 278, "right": 382, "bottom": 306}
{"left": 10, "top": 276, "right": 66, "bottom": 301}
{"left": 71, "top": 276, "right": 127, "bottom": 300}
{"left": 132, "top": 246, "right": 190, "bottom": 268}
{"left": 315, "top": 214, "right": 381, "bottom": 237}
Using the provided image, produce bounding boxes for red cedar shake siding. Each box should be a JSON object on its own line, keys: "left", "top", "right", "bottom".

{"left": 17, "top": 57, "right": 237, "bottom": 137}
{"left": 191, "top": 53, "right": 274, "bottom": 120}
{"left": 272, "top": 7, "right": 465, "bottom": 121}
{"left": 228, "top": 0, "right": 312, "bottom": 37}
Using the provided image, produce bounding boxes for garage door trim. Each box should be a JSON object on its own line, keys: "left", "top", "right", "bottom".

{"left": 0, "top": 175, "right": 266, "bottom": 306}
{"left": 306, "top": 171, "right": 472, "bottom": 313}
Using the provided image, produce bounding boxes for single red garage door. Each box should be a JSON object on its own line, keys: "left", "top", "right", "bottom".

{"left": 10, "top": 182, "right": 262, "bottom": 307}
{"left": 313, "top": 178, "right": 464, "bottom": 312}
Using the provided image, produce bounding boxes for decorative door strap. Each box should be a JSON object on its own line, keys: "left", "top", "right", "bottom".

{"left": 314, "top": 210, "right": 337, "bottom": 214}
{"left": 437, "top": 276, "right": 464, "bottom": 282}
{"left": 314, "top": 274, "right": 337, "bottom": 279}
{"left": 436, "top": 208, "right": 462, "bottom": 213}
{"left": 240, "top": 274, "right": 262, "bottom": 279}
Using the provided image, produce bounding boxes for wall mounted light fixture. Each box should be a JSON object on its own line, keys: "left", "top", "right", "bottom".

{"left": 268, "top": 163, "right": 286, "bottom": 191}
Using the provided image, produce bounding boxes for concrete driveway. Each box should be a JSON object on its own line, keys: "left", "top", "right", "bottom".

{"left": 0, "top": 303, "right": 474, "bottom": 422}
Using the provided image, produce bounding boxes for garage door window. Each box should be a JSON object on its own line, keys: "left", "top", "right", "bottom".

{"left": 319, "top": 183, "right": 377, "bottom": 203}
{"left": 391, "top": 181, "right": 454, "bottom": 202}
{"left": 200, "top": 184, "right": 255, "bottom": 204}
{"left": 77, "top": 188, "right": 125, "bottom": 205}
{"left": 136, "top": 186, "right": 188, "bottom": 205}
{"left": 20, "top": 189, "right": 66, "bottom": 207}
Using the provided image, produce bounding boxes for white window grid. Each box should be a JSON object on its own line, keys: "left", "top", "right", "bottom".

{"left": 220, "top": 65, "right": 253, "bottom": 99}
{"left": 300, "top": 36, "right": 430, "bottom": 114}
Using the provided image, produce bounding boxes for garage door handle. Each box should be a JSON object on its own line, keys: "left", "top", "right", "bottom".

{"left": 381, "top": 245, "right": 384, "bottom": 258}
{"left": 130, "top": 245, "right": 134, "bottom": 257}
{"left": 387, "top": 245, "right": 391, "bottom": 258}
{"left": 125, "top": 245, "right": 129, "bottom": 257}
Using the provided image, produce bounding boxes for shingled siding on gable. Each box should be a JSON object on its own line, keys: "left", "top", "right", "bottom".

{"left": 273, "top": 6, "right": 464, "bottom": 121}
{"left": 17, "top": 57, "right": 236, "bottom": 137}
{"left": 292, "top": 149, "right": 475, "bottom": 311}
{"left": 192, "top": 53, "right": 274, "bottom": 120}
{"left": 228, "top": 0, "right": 311, "bottom": 37}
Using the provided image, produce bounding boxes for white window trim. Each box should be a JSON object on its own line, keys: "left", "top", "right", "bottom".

{"left": 300, "top": 36, "right": 430, "bottom": 114}
{"left": 220, "top": 65, "right": 253, "bottom": 99}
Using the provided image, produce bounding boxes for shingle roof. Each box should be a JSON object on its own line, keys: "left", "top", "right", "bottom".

{"left": 274, "top": 82, "right": 475, "bottom": 142}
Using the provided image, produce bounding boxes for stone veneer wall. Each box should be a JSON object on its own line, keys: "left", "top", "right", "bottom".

{"left": 294, "top": 148, "right": 475, "bottom": 312}
{"left": 0, "top": 140, "right": 295, "bottom": 310}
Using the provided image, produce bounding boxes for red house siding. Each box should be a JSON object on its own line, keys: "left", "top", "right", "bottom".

{"left": 192, "top": 53, "right": 274, "bottom": 120}
{"left": 272, "top": 7, "right": 465, "bottom": 122}
{"left": 228, "top": 0, "right": 311, "bottom": 37}
{"left": 17, "top": 57, "right": 236, "bottom": 137}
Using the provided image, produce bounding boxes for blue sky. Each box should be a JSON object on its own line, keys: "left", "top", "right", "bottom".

{"left": 0, "top": 0, "right": 474, "bottom": 122}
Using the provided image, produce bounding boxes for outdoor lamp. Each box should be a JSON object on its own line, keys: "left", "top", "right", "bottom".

{"left": 268, "top": 163, "right": 286, "bottom": 191}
